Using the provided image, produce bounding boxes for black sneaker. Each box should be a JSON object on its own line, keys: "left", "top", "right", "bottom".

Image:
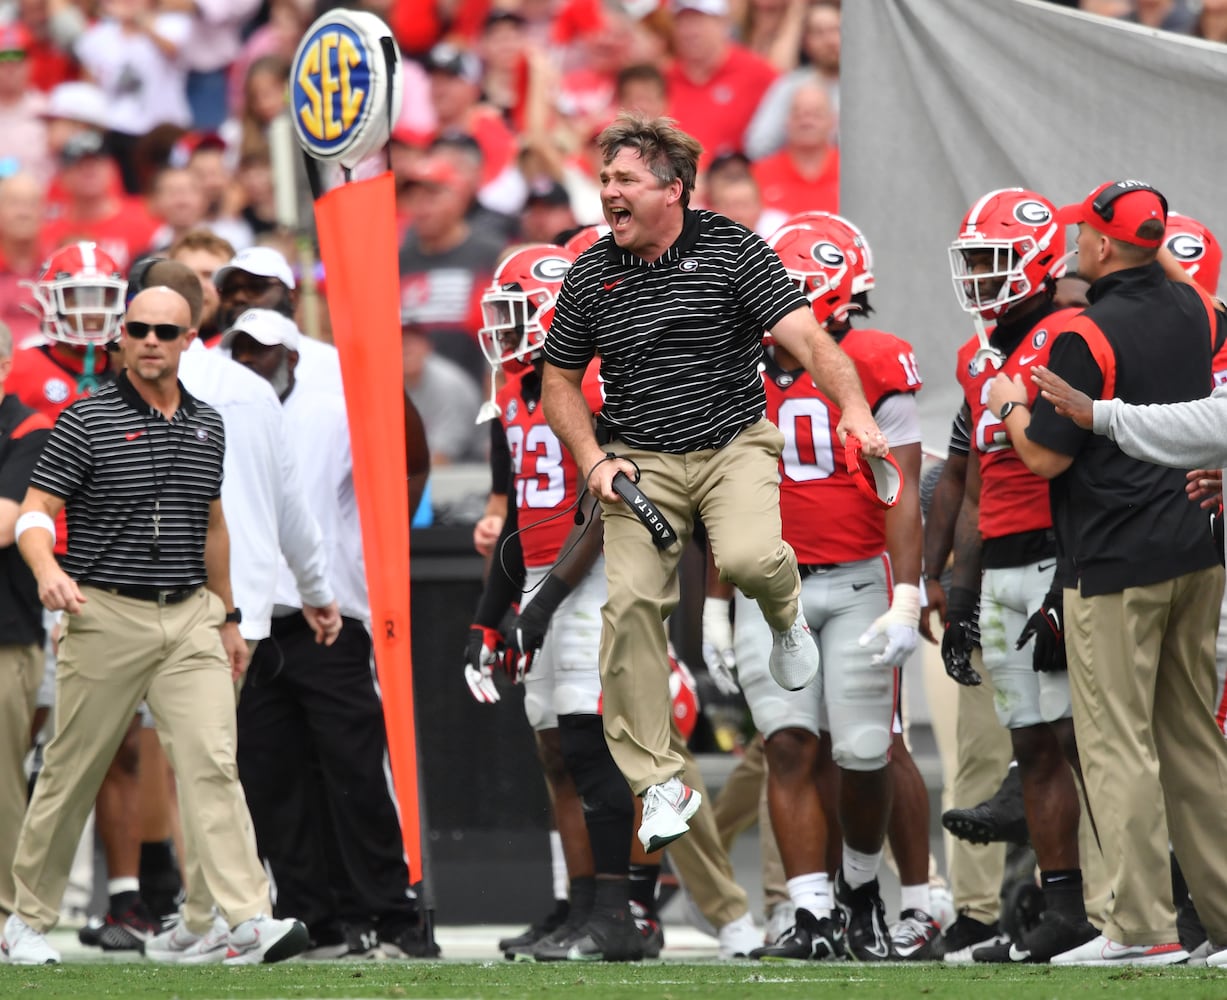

{"left": 629, "top": 900, "right": 664, "bottom": 959}
{"left": 749, "top": 907, "right": 844, "bottom": 961}
{"left": 942, "top": 767, "right": 1029, "bottom": 846}
{"left": 890, "top": 909, "right": 942, "bottom": 960}
{"left": 941, "top": 912, "right": 1003, "bottom": 964}
{"left": 1019, "top": 909, "right": 1098, "bottom": 963}
{"left": 512, "top": 891, "right": 592, "bottom": 962}
{"left": 97, "top": 902, "right": 161, "bottom": 952}
{"left": 77, "top": 915, "right": 105, "bottom": 948}
{"left": 301, "top": 925, "right": 349, "bottom": 960}
{"left": 1178, "top": 899, "right": 1208, "bottom": 952}
{"left": 498, "top": 898, "right": 570, "bottom": 953}
{"left": 380, "top": 919, "right": 441, "bottom": 959}
{"left": 971, "top": 937, "right": 1031, "bottom": 963}
{"left": 533, "top": 908, "right": 646, "bottom": 963}
{"left": 834, "top": 871, "right": 894, "bottom": 961}
{"left": 345, "top": 925, "right": 381, "bottom": 959}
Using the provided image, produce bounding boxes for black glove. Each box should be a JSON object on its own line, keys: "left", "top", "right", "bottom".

{"left": 942, "top": 586, "right": 982, "bottom": 687}
{"left": 504, "top": 576, "right": 572, "bottom": 683}
{"left": 1016, "top": 588, "right": 1066, "bottom": 673}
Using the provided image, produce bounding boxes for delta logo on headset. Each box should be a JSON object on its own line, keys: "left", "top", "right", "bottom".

{"left": 845, "top": 436, "right": 903, "bottom": 509}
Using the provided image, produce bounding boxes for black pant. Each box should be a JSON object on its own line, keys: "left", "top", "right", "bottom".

{"left": 236, "top": 613, "right": 418, "bottom": 933}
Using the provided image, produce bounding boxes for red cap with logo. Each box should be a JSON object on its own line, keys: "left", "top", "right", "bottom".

{"left": 1056, "top": 180, "right": 1168, "bottom": 248}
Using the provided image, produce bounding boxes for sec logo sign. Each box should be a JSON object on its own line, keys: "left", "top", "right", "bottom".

{"left": 291, "top": 10, "right": 402, "bottom": 170}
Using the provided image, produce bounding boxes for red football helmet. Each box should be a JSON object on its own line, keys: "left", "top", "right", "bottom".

{"left": 780, "top": 211, "right": 875, "bottom": 296}
{"left": 949, "top": 188, "right": 1061, "bottom": 319}
{"left": 29, "top": 242, "right": 126, "bottom": 345}
{"left": 767, "top": 222, "right": 857, "bottom": 328}
{"left": 562, "top": 224, "right": 610, "bottom": 256}
{"left": 478, "top": 244, "right": 577, "bottom": 368}
{"left": 1165, "top": 211, "right": 1222, "bottom": 296}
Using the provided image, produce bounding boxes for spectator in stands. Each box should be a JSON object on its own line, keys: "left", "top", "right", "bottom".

{"left": 1127, "top": 0, "right": 1198, "bottom": 32}
{"left": 0, "top": 173, "right": 47, "bottom": 345}
{"left": 145, "top": 166, "right": 209, "bottom": 254}
{"left": 5, "top": 0, "right": 83, "bottom": 92}
{"left": 236, "top": 143, "right": 276, "bottom": 240}
{"left": 739, "top": 0, "right": 808, "bottom": 73}
{"left": 398, "top": 155, "right": 505, "bottom": 387}
{"left": 163, "top": 0, "right": 261, "bottom": 129}
{"left": 73, "top": 0, "right": 193, "bottom": 192}
{"left": 238, "top": 55, "right": 290, "bottom": 154}
{"left": 1193, "top": 0, "right": 1227, "bottom": 40}
{"left": 41, "top": 131, "right": 159, "bottom": 273}
{"left": 429, "top": 132, "right": 519, "bottom": 241}
{"left": 751, "top": 79, "right": 839, "bottom": 218}
{"left": 478, "top": 9, "right": 530, "bottom": 123}
{"left": 181, "top": 134, "right": 252, "bottom": 251}
{"left": 702, "top": 153, "right": 786, "bottom": 239}
{"left": 0, "top": 24, "right": 52, "bottom": 187}
{"left": 226, "top": 0, "right": 312, "bottom": 118}
{"left": 426, "top": 41, "right": 516, "bottom": 190}
{"left": 401, "top": 318, "right": 484, "bottom": 466}
{"left": 521, "top": 179, "right": 579, "bottom": 245}
{"left": 745, "top": 0, "right": 842, "bottom": 160}
{"left": 38, "top": 81, "right": 110, "bottom": 161}
{"left": 616, "top": 63, "right": 668, "bottom": 120}
{"left": 665, "top": 0, "right": 778, "bottom": 164}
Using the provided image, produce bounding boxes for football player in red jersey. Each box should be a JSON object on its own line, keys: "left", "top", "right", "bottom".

{"left": 724, "top": 214, "right": 923, "bottom": 962}
{"left": 947, "top": 188, "right": 1101, "bottom": 963}
{"left": 463, "top": 243, "right": 648, "bottom": 962}
{"left": 6, "top": 241, "right": 125, "bottom": 419}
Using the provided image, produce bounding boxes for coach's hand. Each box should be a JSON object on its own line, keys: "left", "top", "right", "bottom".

{"left": 221, "top": 621, "right": 249, "bottom": 681}
{"left": 303, "top": 601, "right": 342, "bottom": 646}
{"left": 37, "top": 565, "right": 86, "bottom": 615}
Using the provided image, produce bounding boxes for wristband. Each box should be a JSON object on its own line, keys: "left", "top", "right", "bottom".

{"left": 888, "top": 583, "right": 922, "bottom": 625}
{"left": 14, "top": 510, "right": 56, "bottom": 546}
{"left": 521, "top": 574, "right": 574, "bottom": 627}
{"left": 947, "top": 585, "right": 979, "bottom": 622}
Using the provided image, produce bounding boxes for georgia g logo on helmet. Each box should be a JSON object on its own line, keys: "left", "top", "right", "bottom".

{"left": 529, "top": 255, "right": 573, "bottom": 282}
{"left": 1013, "top": 200, "right": 1052, "bottom": 225}
{"left": 811, "top": 241, "right": 845, "bottom": 268}
{"left": 1166, "top": 232, "right": 1205, "bottom": 263}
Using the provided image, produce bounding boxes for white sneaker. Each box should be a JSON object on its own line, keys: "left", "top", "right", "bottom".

{"left": 223, "top": 914, "right": 309, "bottom": 965}
{"left": 764, "top": 901, "right": 796, "bottom": 947}
{"left": 637, "top": 777, "right": 702, "bottom": 852}
{"left": 768, "top": 611, "right": 820, "bottom": 691}
{"left": 717, "top": 912, "right": 760, "bottom": 959}
{"left": 928, "top": 884, "right": 957, "bottom": 931}
{"left": 1051, "top": 933, "right": 1188, "bottom": 966}
{"left": 1200, "top": 942, "right": 1227, "bottom": 967}
{"left": 2, "top": 913, "right": 61, "bottom": 965}
{"left": 145, "top": 914, "right": 229, "bottom": 964}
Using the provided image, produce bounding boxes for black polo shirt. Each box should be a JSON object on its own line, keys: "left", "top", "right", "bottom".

{"left": 0, "top": 396, "right": 51, "bottom": 645}
{"left": 1027, "top": 262, "right": 1221, "bottom": 595}
{"left": 545, "top": 209, "right": 808, "bottom": 453}
{"left": 28, "top": 371, "right": 226, "bottom": 589}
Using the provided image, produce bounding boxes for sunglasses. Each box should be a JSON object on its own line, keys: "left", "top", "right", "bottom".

{"left": 125, "top": 321, "right": 187, "bottom": 341}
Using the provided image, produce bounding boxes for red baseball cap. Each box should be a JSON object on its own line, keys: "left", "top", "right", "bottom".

{"left": 0, "top": 22, "right": 31, "bottom": 56}
{"left": 1056, "top": 180, "right": 1168, "bottom": 248}
{"left": 405, "top": 157, "right": 465, "bottom": 191}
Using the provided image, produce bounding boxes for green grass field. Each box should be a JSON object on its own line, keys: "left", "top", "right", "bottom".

{"left": 4, "top": 961, "right": 1227, "bottom": 1000}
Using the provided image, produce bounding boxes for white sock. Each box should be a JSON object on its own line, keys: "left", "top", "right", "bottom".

{"left": 786, "top": 872, "right": 831, "bottom": 918}
{"left": 549, "top": 831, "right": 568, "bottom": 901}
{"left": 900, "top": 883, "right": 931, "bottom": 915}
{"left": 842, "top": 845, "right": 882, "bottom": 890}
{"left": 107, "top": 876, "right": 140, "bottom": 896}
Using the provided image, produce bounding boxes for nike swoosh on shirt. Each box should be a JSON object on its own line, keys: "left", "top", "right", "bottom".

{"left": 125, "top": 431, "right": 145, "bottom": 441}
{"left": 603, "top": 281, "right": 622, "bottom": 291}
{"left": 1037, "top": 562, "right": 1055, "bottom": 573}
{"left": 1018, "top": 353, "right": 1039, "bottom": 364}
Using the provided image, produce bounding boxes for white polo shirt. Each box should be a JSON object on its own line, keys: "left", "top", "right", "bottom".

{"left": 179, "top": 341, "right": 333, "bottom": 639}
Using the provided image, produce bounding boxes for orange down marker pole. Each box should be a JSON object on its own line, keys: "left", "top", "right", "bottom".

{"left": 314, "top": 172, "right": 422, "bottom": 883}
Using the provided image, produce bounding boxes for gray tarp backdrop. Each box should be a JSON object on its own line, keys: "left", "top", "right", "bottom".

{"left": 841, "top": 0, "right": 1227, "bottom": 452}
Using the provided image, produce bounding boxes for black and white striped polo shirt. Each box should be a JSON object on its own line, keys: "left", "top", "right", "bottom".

{"left": 29, "top": 371, "right": 226, "bottom": 588}
{"left": 545, "top": 208, "right": 807, "bottom": 453}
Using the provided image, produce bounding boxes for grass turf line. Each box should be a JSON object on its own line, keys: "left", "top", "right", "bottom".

{"left": 2, "top": 962, "right": 1227, "bottom": 999}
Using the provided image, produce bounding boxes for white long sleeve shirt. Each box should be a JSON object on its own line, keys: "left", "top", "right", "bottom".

{"left": 178, "top": 341, "right": 333, "bottom": 639}
{"left": 274, "top": 383, "right": 368, "bottom": 622}
{"left": 1093, "top": 385, "right": 1227, "bottom": 471}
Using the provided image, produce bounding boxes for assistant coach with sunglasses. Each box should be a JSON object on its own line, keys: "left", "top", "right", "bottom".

{"left": 986, "top": 180, "right": 1227, "bottom": 966}
{"left": 3, "top": 287, "right": 307, "bottom": 965}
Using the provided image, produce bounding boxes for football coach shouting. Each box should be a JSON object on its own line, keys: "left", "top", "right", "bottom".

{"left": 541, "top": 113, "right": 888, "bottom": 854}
{"left": 1, "top": 286, "right": 307, "bottom": 965}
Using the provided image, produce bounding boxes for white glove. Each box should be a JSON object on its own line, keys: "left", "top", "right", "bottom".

{"left": 858, "top": 583, "right": 921, "bottom": 669}
{"left": 702, "top": 596, "right": 740, "bottom": 695}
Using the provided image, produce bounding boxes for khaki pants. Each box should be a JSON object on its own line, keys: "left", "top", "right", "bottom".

{"left": 11, "top": 587, "right": 269, "bottom": 934}
{"left": 667, "top": 726, "right": 751, "bottom": 929}
{"left": 0, "top": 644, "right": 42, "bottom": 915}
{"left": 601, "top": 420, "right": 797, "bottom": 792}
{"left": 710, "top": 734, "right": 787, "bottom": 913}
{"left": 1066, "top": 566, "right": 1227, "bottom": 946}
